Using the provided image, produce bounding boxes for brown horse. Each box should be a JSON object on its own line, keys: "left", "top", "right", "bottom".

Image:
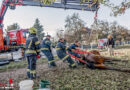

{"left": 81, "top": 50, "right": 130, "bottom": 73}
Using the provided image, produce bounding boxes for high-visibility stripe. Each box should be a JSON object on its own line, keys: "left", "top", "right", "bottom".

{"left": 56, "top": 48, "right": 61, "bottom": 50}
{"left": 27, "top": 69, "right": 36, "bottom": 74}
{"left": 48, "top": 60, "right": 57, "bottom": 63}
{"left": 45, "top": 41, "right": 50, "bottom": 44}
{"left": 36, "top": 49, "right": 41, "bottom": 52}
{"left": 25, "top": 50, "right": 36, "bottom": 54}
{"left": 62, "top": 55, "right": 69, "bottom": 61}
{"left": 28, "top": 40, "right": 32, "bottom": 49}
{"left": 35, "top": 41, "right": 40, "bottom": 45}
{"left": 30, "top": 70, "right": 36, "bottom": 74}
{"left": 71, "top": 63, "right": 76, "bottom": 67}
{"left": 41, "top": 48, "right": 49, "bottom": 50}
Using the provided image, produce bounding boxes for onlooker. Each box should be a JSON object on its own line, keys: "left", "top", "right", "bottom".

{"left": 107, "top": 34, "right": 115, "bottom": 56}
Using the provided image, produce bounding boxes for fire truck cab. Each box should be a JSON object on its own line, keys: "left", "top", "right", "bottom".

{"left": 6, "top": 29, "right": 29, "bottom": 46}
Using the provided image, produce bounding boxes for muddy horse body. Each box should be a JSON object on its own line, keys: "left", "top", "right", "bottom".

{"left": 80, "top": 50, "right": 130, "bottom": 72}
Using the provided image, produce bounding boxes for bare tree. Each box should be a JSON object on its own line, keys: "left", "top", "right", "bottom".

{"left": 64, "top": 13, "right": 85, "bottom": 44}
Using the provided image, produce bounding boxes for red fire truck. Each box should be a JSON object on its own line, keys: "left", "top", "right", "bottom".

{"left": 6, "top": 29, "right": 28, "bottom": 46}
{"left": 0, "top": 29, "right": 28, "bottom": 52}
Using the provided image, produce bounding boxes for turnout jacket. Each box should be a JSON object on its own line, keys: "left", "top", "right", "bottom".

{"left": 68, "top": 44, "right": 79, "bottom": 51}
{"left": 25, "top": 34, "right": 41, "bottom": 56}
{"left": 41, "top": 38, "right": 52, "bottom": 51}
{"left": 56, "top": 41, "right": 66, "bottom": 52}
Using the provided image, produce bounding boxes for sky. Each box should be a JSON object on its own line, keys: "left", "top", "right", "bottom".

{"left": 0, "top": 0, "right": 130, "bottom": 37}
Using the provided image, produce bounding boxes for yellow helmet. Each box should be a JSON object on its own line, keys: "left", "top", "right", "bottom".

{"left": 29, "top": 27, "right": 37, "bottom": 34}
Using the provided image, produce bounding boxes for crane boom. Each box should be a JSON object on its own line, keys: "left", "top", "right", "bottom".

{"left": 22, "top": 0, "right": 97, "bottom": 11}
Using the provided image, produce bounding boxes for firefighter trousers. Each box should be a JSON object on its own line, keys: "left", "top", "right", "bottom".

{"left": 26, "top": 55, "right": 37, "bottom": 79}
{"left": 42, "top": 50, "right": 56, "bottom": 67}
{"left": 57, "top": 51, "right": 76, "bottom": 67}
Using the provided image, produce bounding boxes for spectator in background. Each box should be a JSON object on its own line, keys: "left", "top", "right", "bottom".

{"left": 107, "top": 34, "right": 115, "bottom": 56}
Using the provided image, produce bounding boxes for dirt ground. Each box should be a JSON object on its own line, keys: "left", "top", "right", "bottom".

{"left": 0, "top": 49, "right": 130, "bottom": 90}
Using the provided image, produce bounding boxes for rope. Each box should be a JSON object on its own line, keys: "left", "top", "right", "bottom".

{"left": 67, "top": 50, "right": 130, "bottom": 73}
{"left": 71, "top": 49, "right": 91, "bottom": 54}
{"left": 66, "top": 51, "right": 87, "bottom": 64}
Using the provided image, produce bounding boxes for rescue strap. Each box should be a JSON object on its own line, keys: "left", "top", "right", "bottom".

{"left": 67, "top": 50, "right": 105, "bottom": 67}
{"left": 72, "top": 49, "right": 91, "bottom": 54}
{"left": 67, "top": 52, "right": 87, "bottom": 64}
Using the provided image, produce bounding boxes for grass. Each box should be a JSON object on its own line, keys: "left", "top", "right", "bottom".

{"left": 0, "top": 47, "right": 130, "bottom": 90}
{"left": 0, "top": 57, "right": 48, "bottom": 72}
{"left": 33, "top": 65, "right": 130, "bottom": 90}
{"left": 33, "top": 48, "right": 130, "bottom": 90}
{"left": 115, "top": 44, "right": 130, "bottom": 49}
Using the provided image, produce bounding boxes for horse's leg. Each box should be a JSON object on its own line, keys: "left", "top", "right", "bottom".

{"left": 105, "top": 66, "right": 130, "bottom": 73}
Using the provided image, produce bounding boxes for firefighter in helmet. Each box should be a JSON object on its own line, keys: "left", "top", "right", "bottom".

{"left": 68, "top": 41, "right": 81, "bottom": 58}
{"left": 25, "top": 27, "right": 41, "bottom": 79}
{"left": 56, "top": 38, "right": 76, "bottom": 68}
{"left": 41, "top": 35, "right": 56, "bottom": 68}
{"left": 68, "top": 41, "right": 83, "bottom": 65}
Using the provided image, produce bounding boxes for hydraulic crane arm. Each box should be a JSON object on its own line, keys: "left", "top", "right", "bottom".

{"left": 22, "top": 0, "right": 98, "bottom": 11}
{"left": 0, "top": 0, "right": 10, "bottom": 50}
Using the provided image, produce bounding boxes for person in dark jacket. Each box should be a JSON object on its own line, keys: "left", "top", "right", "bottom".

{"left": 68, "top": 41, "right": 81, "bottom": 58}
{"left": 41, "top": 35, "right": 56, "bottom": 68}
{"left": 25, "top": 27, "right": 41, "bottom": 79}
{"left": 107, "top": 34, "right": 115, "bottom": 56}
{"left": 68, "top": 41, "right": 84, "bottom": 65}
{"left": 56, "top": 38, "right": 76, "bottom": 68}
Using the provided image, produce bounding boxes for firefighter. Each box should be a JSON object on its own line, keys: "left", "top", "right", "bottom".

{"left": 25, "top": 27, "right": 41, "bottom": 79}
{"left": 68, "top": 41, "right": 83, "bottom": 64}
{"left": 68, "top": 41, "right": 82, "bottom": 58}
{"left": 41, "top": 35, "right": 56, "bottom": 68}
{"left": 56, "top": 38, "right": 76, "bottom": 68}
